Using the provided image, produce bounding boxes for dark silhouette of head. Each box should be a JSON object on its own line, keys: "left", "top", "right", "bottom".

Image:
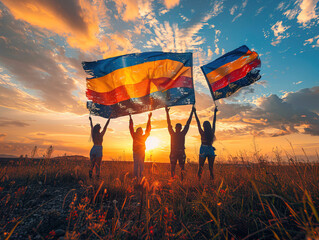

{"left": 175, "top": 123, "right": 182, "bottom": 133}
{"left": 136, "top": 127, "right": 143, "bottom": 136}
{"left": 203, "top": 121, "right": 213, "bottom": 143}
{"left": 93, "top": 124, "right": 101, "bottom": 134}
{"left": 92, "top": 124, "right": 101, "bottom": 139}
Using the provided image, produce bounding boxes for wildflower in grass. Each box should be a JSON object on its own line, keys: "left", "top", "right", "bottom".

{"left": 82, "top": 196, "right": 90, "bottom": 204}
{"left": 149, "top": 226, "right": 154, "bottom": 235}
{"left": 49, "top": 230, "right": 56, "bottom": 236}
{"left": 77, "top": 204, "right": 85, "bottom": 211}
{"left": 220, "top": 189, "right": 226, "bottom": 194}
{"left": 86, "top": 213, "right": 94, "bottom": 221}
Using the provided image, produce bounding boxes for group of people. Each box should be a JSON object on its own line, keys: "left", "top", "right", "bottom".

{"left": 89, "top": 106, "right": 218, "bottom": 181}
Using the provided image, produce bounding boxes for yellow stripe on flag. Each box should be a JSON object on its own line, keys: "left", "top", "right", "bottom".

{"left": 87, "top": 59, "right": 192, "bottom": 93}
{"left": 206, "top": 51, "right": 258, "bottom": 84}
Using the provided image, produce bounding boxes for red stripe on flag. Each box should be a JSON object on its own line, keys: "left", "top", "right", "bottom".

{"left": 211, "top": 57, "right": 261, "bottom": 92}
{"left": 87, "top": 76, "right": 193, "bottom": 106}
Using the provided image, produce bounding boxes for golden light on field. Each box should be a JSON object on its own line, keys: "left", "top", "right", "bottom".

{"left": 145, "top": 136, "right": 160, "bottom": 151}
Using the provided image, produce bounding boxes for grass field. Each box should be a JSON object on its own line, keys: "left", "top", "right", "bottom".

{"left": 0, "top": 152, "right": 319, "bottom": 239}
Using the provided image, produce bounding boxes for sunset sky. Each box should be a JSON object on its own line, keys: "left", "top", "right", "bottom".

{"left": 0, "top": 0, "right": 318, "bottom": 162}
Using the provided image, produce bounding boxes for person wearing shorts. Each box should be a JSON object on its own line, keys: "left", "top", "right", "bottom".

{"left": 165, "top": 106, "right": 193, "bottom": 181}
{"left": 194, "top": 106, "right": 218, "bottom": 181}
{"left": 89, "top": 115, "right": 111, "bottom": 179}
{"left": 129, "top": 112, "right": 152, "bottom": 179}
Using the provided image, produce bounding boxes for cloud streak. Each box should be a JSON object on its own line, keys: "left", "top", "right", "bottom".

{"left": 1, "top": 0, "right": 100, "bottom": 50}
{"left": 216, "top": 86, "right": 319, "bottom": 137}
{"left": 0, "top": 7, "right": 86, "bottom": 114}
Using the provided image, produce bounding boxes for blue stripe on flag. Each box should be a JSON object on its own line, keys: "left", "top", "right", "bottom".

{"left": 201, "top": 45, "right": 249, "bottom": 75}
{"left": 213, "top": 69, "right": 261, "bottom": 100}
{"left": 83, "top": 52, "right": 193, "bottom": 79}
{"left": 87, "top": 87, "right": 195, "bottom": 118}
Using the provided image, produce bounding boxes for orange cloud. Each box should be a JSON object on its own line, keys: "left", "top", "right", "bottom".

{"left": 1, "top": 0, "right": 100, "bottom": 50}
{"left": 114, "top": 0, "right": 140, "bottom": 21}
{"left": 100, "top": 32, "right": 140, "bottom": 58}
{"left": 163, "top": 0, "right": 180, "bottom": 9}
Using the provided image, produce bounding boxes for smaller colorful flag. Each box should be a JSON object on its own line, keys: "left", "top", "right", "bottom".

{"left": 201, "top": 45, "right": 261, "bottom": 100}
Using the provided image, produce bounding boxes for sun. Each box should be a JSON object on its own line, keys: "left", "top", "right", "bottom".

{"left": 145, "top": 136, "right": 160, "bottom": 151}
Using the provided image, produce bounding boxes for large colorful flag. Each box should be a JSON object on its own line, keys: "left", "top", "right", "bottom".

{"left": 201, "top": 45, "right": 261, "bottom": 100}
{"left": 83, "top": 52, "right": 194, "bottom": 118}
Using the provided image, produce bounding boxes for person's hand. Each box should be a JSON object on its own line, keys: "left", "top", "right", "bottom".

{"left": 148, "top": 112, "right": 152, "bottom": 118}
{"left": 214, "top": 106, "right": 218, "bottom": 113}
{"left": 165, "top": 106, "right": 170, "bottom": 113}
{"left": 192, "top": 105, "right": 196, "bottom": 112}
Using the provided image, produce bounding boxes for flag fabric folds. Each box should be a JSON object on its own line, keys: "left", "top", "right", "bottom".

{"left": 201, "top": 45, "right": 261, "bottom": 100}
{"left": 83, "top": 52, "right": 195, "bottom": 118}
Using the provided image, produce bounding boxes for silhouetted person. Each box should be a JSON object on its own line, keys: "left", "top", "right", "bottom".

{"left": 129, "top": 112, "right": 152, "bottom": 178}
{"left": 165, "top": 106, "right": 193, "bottom": 181}
{"left": 89, "top": 115, "right": 111, "bottom": 179}
{"left": 193, "top": 106, "right": 218, "bottom": 181}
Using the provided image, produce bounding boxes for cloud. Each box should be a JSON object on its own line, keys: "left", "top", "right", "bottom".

{"left": 230, "top": 5, "right": 238, "bottom": 15}
{"left": 113, "top": 0, "right": 140, "bottom": 21}
{"left": 283, "top": 8, "right": 299, "bottom": 19}
{"left": 304, "top": 35, "right": 319, "bottom": 47}
{"left": 0, "top": 9, "right": 87, "bottom": 114}
{"left": 0, "top": 133, "right": 7, "bottom": 141}
{"left": 0, "top": 140, "right": 87, "bottom": 156}
{"left": 279, "top": 0, "right": 319, "bottom": 27}
{"left": 1, "top": 0, "right": 100, "bottom": 50}
{"left": 214, "top": 29, "right": 221, "bottom": 55}
{"left": 99, "top": 31, "right": 140, "bottom": 58}
{"left": 163, "top": 0, "right": 180, "bottom": 9}
{"left": 271, "top": 21, "right": 290, "bottom": 36}
{"left": 297, "top": 0, "right": 319, "bottom": 26}
{"left": 276, "top": 2, "right": 286, "bottom": 11}
{"left": 271, "top": 21, "right": 290, "bottom": 46}
{"left": 232, "top": 13, "right": 243, "bottom": 22}
{"left": 230, "top": 0, "right": 247, "bottom": 22}
{"left": 255, "top": 7, "right": 264, "bottom": 16}
{"left": 217, "top": 86, "right": 319, "bottom": 137}
{"left": 207, "top": 48, "right": 213, "bottom": 58}
{"left": 0, "top": 118, "right": 30, "bottom": 127}
{"left": 293, "top": 81, "right": 303, "bottom": 85}
{"left": 242, "top": 0, "right": 248, "bottom": 8}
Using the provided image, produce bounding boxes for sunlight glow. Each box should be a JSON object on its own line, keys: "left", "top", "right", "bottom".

{"left": 145, "top": 136, "right": 160, "bottom": 151}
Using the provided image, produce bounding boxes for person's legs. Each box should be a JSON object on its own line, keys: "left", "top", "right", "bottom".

{"left": 208, "top": 156, "right": 215, "bottom": 180}
{"left": 180, "top": 162, "right": 185, "bottom": 181}
{"left": 89, "top": 156, "right": 95, "bottom": 179}
{"left": 171, "top": 163, "right": 176, "bottom": 178}
{"left": 198, "top": 156, "right": 206, "bottom": 180}
{"left": 89, "top": 149, "right": 96, "bottom": 179}
{"left": 139, "top": 152, "right": 145, "bottom": 178}
{"left": 179, "top": 151, "right": 186, "bottom": 181}
{"left": 133, "top": 153, "right": 138, "bottom": 178}
{"left": 95, "top": 157, "right": 102, "bottom": 179}
{"left": 170, "top": 153, "right": 177, "bottom": 178}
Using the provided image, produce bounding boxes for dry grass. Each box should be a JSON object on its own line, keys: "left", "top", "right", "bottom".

{"left": 0, "top": 152, "right": 319, "bottom": 239}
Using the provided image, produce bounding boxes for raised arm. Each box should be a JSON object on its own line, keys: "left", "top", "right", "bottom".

{"left": 101, "top": 114, "right": 112, "bottom": 136}
{"left": 129, "top": 114, "right": 134, "bottom": 137}
{"left": 182, "top": 108, "right": 194, "bottom": 134}
{"left": 145, "top": 112, "right": 152, "bottom": 138}
{"left": 89, "top": 116, "right": 94, "bottom": 137}
{"left": 211, "top": 106, "right": 218, "bottom": 137}
{"left": 165, "top": 107, "right": 174, "bottom": 135}
{"left": 193, "top": 106, "right": 204, "bottom": 135}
